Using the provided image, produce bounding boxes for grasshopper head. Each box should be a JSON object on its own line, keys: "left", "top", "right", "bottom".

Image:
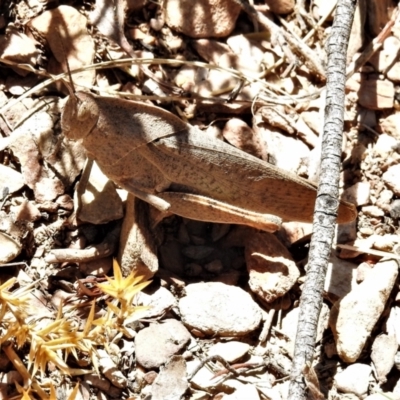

{"left": 61, "top": 91, "right": 99, "bottom": 141}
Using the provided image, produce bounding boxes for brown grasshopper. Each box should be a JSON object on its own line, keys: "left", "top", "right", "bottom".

{"left": 61, "top": 91, "right": 356, "bottom": 232}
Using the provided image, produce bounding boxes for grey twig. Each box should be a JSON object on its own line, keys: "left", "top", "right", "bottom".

{"left": 288, "top": 1, "right": 357, "bottom": 399}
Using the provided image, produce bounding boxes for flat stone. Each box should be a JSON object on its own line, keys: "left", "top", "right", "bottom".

{"left": 343, "top": 182, "right": 370, "bottom": 206}
{"left": 151, "top": 356, "right": 188, "bottom": 400}
{"left": 207, "top": 341, "right": 250, "bottom": 363}
{"left": 135, "top": 319, "right": 191, "bottom": 369}
{"left": 78, "top": 161, "right": 123, "bottom": 224}
{"left": 383, "top": 164, "right": 400, "bottom": 196}
{"left": 330, "top": 259, "right": 398, "bottom": 363}
{"left": 135, "top": 286, "right": 177, "bottom": 319}
{"left": 358, "top": 78, "right": 394, "bottom": 110}
{"left": 179, "top": 282, "right": 262, "bottom": 336}
{"left": 371, "top": 334, "right": 397, "bottom": 384}
{"left": 334, "top": 363, "right": 371, "bottom": 397}
{"left": 0, "top": 164, "right": 24, "bottom": 194}
{"left": 245, "top": 231, "right": 300, "bottom": 303}
{"left": 265, "top": 0, "right": 294, "bottom": 14}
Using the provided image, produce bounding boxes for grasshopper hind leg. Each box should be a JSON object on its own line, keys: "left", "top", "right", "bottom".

{"left": 156, "top": 192, "right": 282, "bottom": 233}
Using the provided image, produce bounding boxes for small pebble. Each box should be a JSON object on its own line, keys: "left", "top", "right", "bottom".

{"left": 390, "top": 199, "right": 400, "bottom": 219}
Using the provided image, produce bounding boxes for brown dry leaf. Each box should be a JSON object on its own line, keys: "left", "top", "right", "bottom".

{"left": 89, "top": 0, "right": 136, "bottom": 61}
{"left": 0, "top": 26, "right": 40, "bottom": 76}
{"left": 89, "top": 0, "right": 124, "bottom": 45}
{"left": 27, "top": 5, "right": 95, "bottom": 88}
{"left": 8, "top": 112, "right": 65, "bottom": 202}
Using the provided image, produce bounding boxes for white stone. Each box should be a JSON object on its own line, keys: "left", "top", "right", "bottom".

{"left": 383, "top": 165, "right": 400, "bottom": 196}
{"left": 334, "top": 363, "right": 371, "bottom": 397}
{"left": 343, "top": 182, "right": 370, "bottom": 206}
{"left": 330, "top": 259, "right": 398, "bottom": 362}
{"left": 179, "top": 282, "right": 262, "bottom": 336}
{"left": 207, "top": 341, "right": 250, "bottom": 363}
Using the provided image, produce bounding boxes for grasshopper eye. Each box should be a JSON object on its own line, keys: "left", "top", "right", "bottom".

{"left": 77, "top": 101, "right": 92, "bottom": 121}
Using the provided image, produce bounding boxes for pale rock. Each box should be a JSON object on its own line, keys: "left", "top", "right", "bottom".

{"left": 325, "top": 254, "right": 358, "bottom": 300}
{"left": 265, "top": 0, "right": 294, "bottom": 14}
{"left": 356, "top": 262, "right": 373, "bottom": 283}
{"left": 387, "top": 307, "right": 400, "bottom": 346}
{"left": 387, "top": 62, "right": 400, "bottom": 83}
{"left": 56, "top": 194, "right": 74, "bottom": 211}
{"left": 0, "top": 212, "right": 26, "bottom": 263}
{"left": 299, "top": 111, "right": 321, "bottom": 135}
{"left": 312, "top": 0, "right": 336, "bottom": 20}
{"left": 13, "top": 199, "right": 41, "bottom": 222}
{"left": 383, "top": 165, "right": 400, "bottom": 196}
{"left": 362, "top": 205, "right": 384, "bottom": 218}
{"left": 221, "top": 383, "right": 260, "bottom": 400}
{"left": 80, "top": 256, "right": 112, "bottom": 276}
{"left": 207, "top": 341, "right": 250, "bottom": 363}
{"left": 380, "top": 113, "right": 400, "bottom": 140}
{"left": 222, "top": 118, "right": 264, "bottom": 159}
{"left": 77, "top": 161, "right": 123, "bottom": 224}
{"left": 135, "top": 319, "right": 191, "bottom": 369}
{"left": 34, "top": 178, "right": 64, "bottom": 202}
{"left": 343, "top": 181, "right": 370, "bottom": 206}
{"left": 330, "top": 259, "right": 399, "bottom": 362}
{"left": 371, "top": 334, "right": 397, "bottom": 383}
{"left": 98, "top": 349, "right": 127, "bottom": 388}
{"left": 135, "top": 286, "right": 177, "bottom": 319}
{"left": 370, "top": 36, "right": 400, "bottom": 72}
{"left": 179, "top": 282, "right": 262, "bottom": 336}
{"left": 84, "top": 373, "right": 111, "bottom": 392}
{"left": 379, "top": 189, "right": 393, "bottom": 206}
{"left": 258, "top": 384, "right": 283, "bottom": 400}
{"left": 0, "top": 30, "right": 40, "bottom": 71}
{"left": 245, "top": 231, "right": 300, "bottom": 303}
{"left": 334, "top": 363, "right": 371, "bottom": 397}
{"left": 0, "top": 165, "right": 24, "bottom": 194}
{"left": 338, "top": 235, "right": 376, "bottom": 259}
{"left": 390, "top": 199, "right": 400, "bottom": 219}
{"left": 294, "top": 116, "right": 319, "bottom": 148}
{"left": 254, "top": 124, "right": 310, "bottom": 174}
{"left": 358, "top": 78, "right": 394, "bottom": 110}
{"left": 174, "top": 65, "right": 209, "bottom": 93}
{"left": 186, "top": 359, "right": 223, "bottom": 389}
{"left": 227, "top": 35, "right": 264, "bottom": 64}
{"left": 164, "top": 0, "right": 241, "bottom": 38}
{"left": 151, "top": 356, "right": 188, "bottom": 400}
{"left": 28, "top": 6, "right": 96, "bottom": 87}
{"left": 281, "top": 304, "right": 329, "bottom": 358}
{"left": 372, "top": 234, "right": 399, "bottom": 251}
{"left": 374, "top": 133, "right": 398, "bottom": 156}
{"left": 280, "top": 221, "right": 312, "bottom": 247}
{"left": 192, "top": 39, "right": 231, "bottom": 64}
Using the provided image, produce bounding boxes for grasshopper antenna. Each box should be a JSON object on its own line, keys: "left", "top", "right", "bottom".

{"left": 57, "top": 30, "right": 77, "bottom": 97}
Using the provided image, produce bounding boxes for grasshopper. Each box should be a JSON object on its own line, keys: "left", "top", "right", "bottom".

{"left": 61, "top": 91, "right": 356, "bottom": 232}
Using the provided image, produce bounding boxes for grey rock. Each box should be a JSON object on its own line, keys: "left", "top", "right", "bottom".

{"left": 179, "top": 282, "right": 262, "bottom": 336}
{"left": 135, "top": 319, "right": 191, "bottom": 369}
